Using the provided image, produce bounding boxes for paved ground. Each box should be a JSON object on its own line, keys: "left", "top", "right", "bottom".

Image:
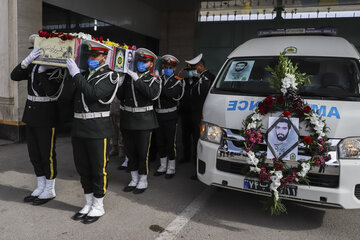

{"left": 1, "top": 136, "right": 360, "bottom": 240}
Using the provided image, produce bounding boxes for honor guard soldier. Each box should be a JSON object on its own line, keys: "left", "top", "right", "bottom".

{"left": 10, "top": 34, "right": 66, "bottom": 205}
{"left": 66, "top": 39, "right": 122, "bottom": 224}
{"left": 153, "top": 55, "right": 185, "bottom": 179}
{"left": 180, "top": 53, "right": 215, "bottom": 180}
{"left": 117, "top": 48, "right": 161, "bottom": 194}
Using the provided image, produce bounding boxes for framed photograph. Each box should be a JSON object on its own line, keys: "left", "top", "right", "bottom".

{"left": 224, "top": 60, "right": 255, "bottom": 82}
{"left": 74, "top": 38, "right": 89, "bottom": 70}
{"left": 124, "top": 49, "right": 135, "bottom": 73}
{"left": 33, "top": 37, "right": 76, "bottom": 67}
{"left": 266, "top": 116, "right": 299, "bottom": 161}
{"left": 113, "top": 47, "right": 126, "bottom": 72}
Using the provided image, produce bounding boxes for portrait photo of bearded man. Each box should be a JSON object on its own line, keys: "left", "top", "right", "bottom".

{"left": 267, "top": 117, "right": 299, "bottom": 161}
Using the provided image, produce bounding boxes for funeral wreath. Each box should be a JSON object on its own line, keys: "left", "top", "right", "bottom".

{"left": 241, "top": 52, "right": 332, "bottom": 215}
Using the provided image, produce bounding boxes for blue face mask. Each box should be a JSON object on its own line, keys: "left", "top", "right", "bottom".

{"left": 88, "top": 59, "right": 100, "bottom": 70}
{"left": 164, "top": 68, "right": 174, "bottom": 77}
{"left": 137, "top": 61, "right": 147, "bottom": 73}
{"left": 188, "top": 70, "right": 194, "bottom": 78}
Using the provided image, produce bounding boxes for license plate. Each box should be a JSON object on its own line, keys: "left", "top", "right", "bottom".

{"left": 244, "top": 179, "right": 297, "bottom": 196}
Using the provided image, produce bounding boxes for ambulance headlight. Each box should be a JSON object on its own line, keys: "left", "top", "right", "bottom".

{"left": 338, "top": 138, "right": 360, "bottom": 158}
{"left": 200, "top": 122, "right": 222, "bottom": 144}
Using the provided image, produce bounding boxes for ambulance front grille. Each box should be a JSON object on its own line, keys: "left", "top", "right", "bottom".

{"left": 216, "top": 159, "right": 339, "bottom": 188}
{"left": 217, "top": 128, "right": 340, "bottom": 188}
{"left": 355, "top": 185, "right": 360, "bottom": 200}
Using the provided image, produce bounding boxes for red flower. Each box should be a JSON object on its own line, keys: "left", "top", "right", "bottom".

{"left": 304, "top": 106, "right": 311, "bottom": 114}
{"left": 282, "top": 111, "right": 291, "bottom": 117}
{"left": 304, "top": 136, "right": 312, "bottom": 145}
{"left": 258, "top": 102, "right": 267, "bottom": 114}
{"left": 264, "top": 96, "right": 273, "bottom": 102}
{"left": 277, "top": 95, "right": 284, "bottom": 104}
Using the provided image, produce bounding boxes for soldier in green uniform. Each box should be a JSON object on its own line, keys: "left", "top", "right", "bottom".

{"left": 66, "top": 39, "right": 122, "bottom": 224}
{"left": 153, "top": 55, "right": 185, "bottom": 179}
{"left": 117, "top": 48, "right": 161, "bottom": 194}
{"left": 10, "top": 35, "right": 66, "bottom": 205}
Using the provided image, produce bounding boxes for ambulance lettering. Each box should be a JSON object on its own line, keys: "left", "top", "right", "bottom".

{"left": 226, "top": 101, "right": 340, "bottom": 119}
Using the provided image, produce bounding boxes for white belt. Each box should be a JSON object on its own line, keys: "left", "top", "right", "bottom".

{"left": 120, "top": 105, "right": 153, "bottom": 113}
{"left": 74, "top": 111, "right": 110, "bottom": 119}
{"left": 155, "top": 106, "right": 177, "bottom": 113}
{"left": 27, "top": 95, "right": 55, "bottom": 102}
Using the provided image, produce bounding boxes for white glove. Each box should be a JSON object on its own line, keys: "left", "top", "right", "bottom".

{"left": 66, "top": 58, "right": 80, "bottom": 77}
{"left": 21, "top": 48, "right": 40, "bottom": 69}
{"left": 127, "top": 70, "right": 139, "bottom": 81}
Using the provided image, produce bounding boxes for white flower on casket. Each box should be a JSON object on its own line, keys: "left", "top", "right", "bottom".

{"left": 78, "top": 32, "right": 92, "bottom": 40}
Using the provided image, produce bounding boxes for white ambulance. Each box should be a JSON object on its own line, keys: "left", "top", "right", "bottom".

{"left": 198, "top": 28, "right": 360, "bottom": 208}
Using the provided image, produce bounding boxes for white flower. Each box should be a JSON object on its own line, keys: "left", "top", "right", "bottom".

{"left": 77, "top": 32, "right": 92, "bottom": 40}
{"left": 247, "top": 151, "right": 259, "bottom": 165}
{"left": 247, "top": 151, "right": 255, "bottom": 159}
{"left": 297, "top": 162, "right": 311, "bottom": 177}
{"left": 274, "top": 170, "right": 283, "bottom": 179}
{"left": 281, "top": 87, "right": 287, "bottom": 95}
{"left": 318, "top": 132, "right": 325, "bottom": 139}
{"left": 273, "top": 190, "right": 279, "bottom": 201}
{"left": 250, "top": 166, "right": 261, "bottom": 173}
{"left": 281, "top": 74, "right": 298, "bottom": 95}
{"left": 247, "top": 122, "right": 257, "bottom": 129}
{"left": 285, "top": 73, "right": 296, "bottom": 81}
{"left": 269, "top": 171, "right": 283, "bottom": 201}
{"left": 251, "top": 113, "right": 262, "bottom": 121}
{"left": 301, "top": 162, "right": 311, "bottom": 172}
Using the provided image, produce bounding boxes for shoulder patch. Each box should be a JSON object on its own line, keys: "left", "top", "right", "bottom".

{"left": 175, "top": 76, "right": 183, "bottom": 80}
{"left": 151, "top": 73, "right": 159, "bottom": 77}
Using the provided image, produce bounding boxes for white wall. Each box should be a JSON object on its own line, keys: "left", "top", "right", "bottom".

{"left": 44, "top": 0, "right": 162, "bottom": 39}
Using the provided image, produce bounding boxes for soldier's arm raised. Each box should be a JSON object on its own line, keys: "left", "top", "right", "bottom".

{"left": 161, "top": 76, "right": 184, "bottom": 99}
{"left": 133, "top": 74, "right": 161, "bottom": 100}
{"left": 10, "top": 63, "right": 31, "bottom": 81}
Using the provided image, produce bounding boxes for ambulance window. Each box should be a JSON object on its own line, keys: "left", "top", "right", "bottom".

{"left": 215, "top": 57, "right": 360, "bottom": 100}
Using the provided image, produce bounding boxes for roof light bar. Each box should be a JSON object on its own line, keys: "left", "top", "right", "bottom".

{"left": 257, "top": 27, "right": 337, "bottom": 37}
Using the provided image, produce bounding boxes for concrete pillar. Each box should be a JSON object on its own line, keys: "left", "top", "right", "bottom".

{"left": 159, "top": 10, "right": 197, "bottom": 70}
{"left": 0, "top": 0, "right": 42, "bottom": 141}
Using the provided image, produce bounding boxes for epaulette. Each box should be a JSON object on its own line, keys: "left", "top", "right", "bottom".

{"left": 175, "top": 76, "right": 183, "bottom": 80}
{"left": 151, "top": 73, "right": 159, "bottom": 77}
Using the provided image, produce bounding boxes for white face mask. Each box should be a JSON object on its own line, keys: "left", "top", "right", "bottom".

{"left": 188, "top": 69, "right": 199, "bottom": 78}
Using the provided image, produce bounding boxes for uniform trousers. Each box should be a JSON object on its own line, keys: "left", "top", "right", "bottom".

{"left": 155, "top": 119, "right": 177, "bottom": 160}
{"left": 72, "top": 137, "right": 110, "bottom": 198}
{"left": 26, "top": 125, "right": 57, "bottom": 179}
{"left": 122, "top": 129, "right": 152, "bottom": 175}
{"left": 180, "top": 112, "right": 201, "bottom": 164}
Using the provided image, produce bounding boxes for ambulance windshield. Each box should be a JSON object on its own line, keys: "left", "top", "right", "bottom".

{"left": 214, "top": 56, "right": 360, "bottom": 100}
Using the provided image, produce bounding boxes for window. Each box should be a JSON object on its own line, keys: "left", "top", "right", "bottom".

{"left": 214, "top": 56, "right": 360, "bottom": 100}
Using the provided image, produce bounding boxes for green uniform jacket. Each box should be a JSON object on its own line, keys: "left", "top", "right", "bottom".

{"left": 71, "top": 65, "right": 118, "bottom": 138}
{"left": 117, "top": 71, "right": 161, "bottom": 130}
{"left": 10, "top": 63, "right": 64, "bottom": 127}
